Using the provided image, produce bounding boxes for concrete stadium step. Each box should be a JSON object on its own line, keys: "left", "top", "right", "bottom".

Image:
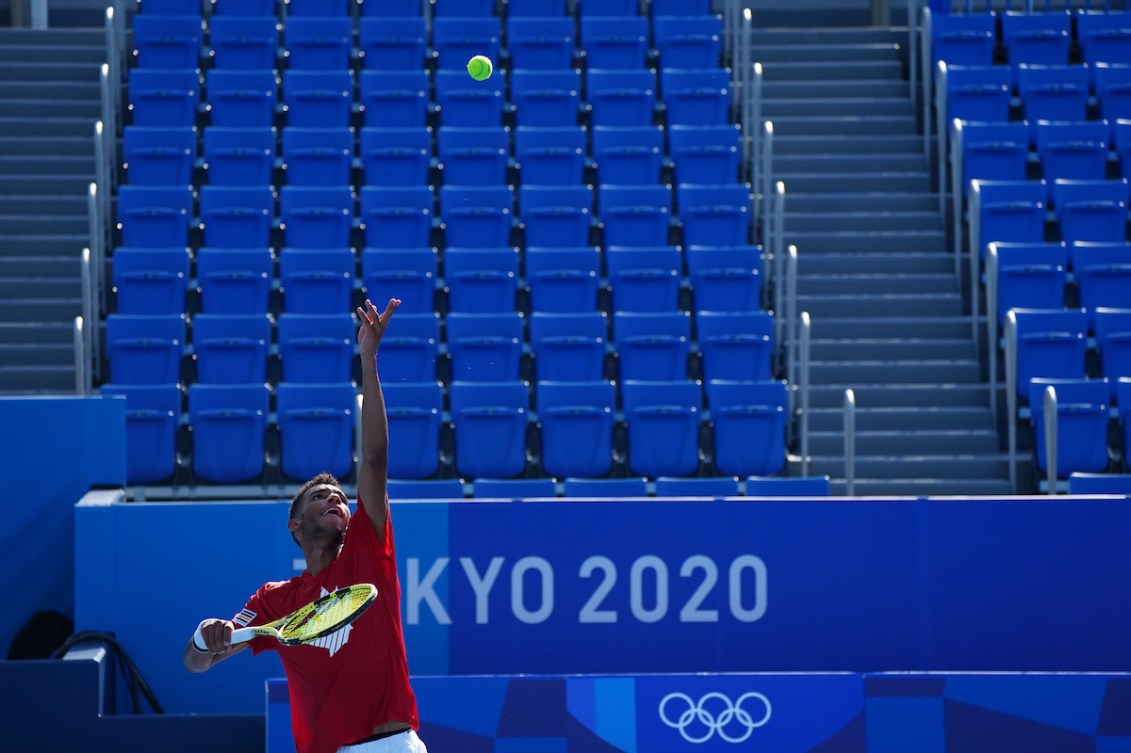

{"left": 0, "top": 81, "right": 100, "bottom": 100}
{"left": 0, "top": 44, "right": 106, "bottom": 64}
{"left": 775, "top": 154, "right": 926, "bottom": 174}
{"left": 0, "top": 235, "right": 88, "bottom": 255}
{"left": 759, "top": 60, "right": 904, "bottom": 81}
{"left": 750, "top": 27, "right": 905, "bottom": 46}
{"left": 828, "top": 478, "right": 1015, "bottom": 496}
{"left": 0, "top": 175, "right": 95, "bottom": 194}
{"left": 762, "top": 80, "right": 910, "bottom": 99}
{"left": 0, "top": 364, "right": 77, "bottom": 392}
{"left": 0, "top": 215, "right": 89, "bottom": 235}
{"left": 1, "top": 195, "right": 87, "bottom": 214}
{"left": 809, "top": 360, "right": 982, "bottom": 385}
{"left": 0, "top": 277, "right": 82, "bottom": 299}
{"left": 0, "top": 321, "right": 74, "bottom": 345}
{"left": 763, "top": 97, "right": 913, "bottom": 118}
{"left": 797, "top": 252, "right": 954, "bottom": 275}
{"left": 808, "top": 316, "right": 974, "bottom": 339}
{"left": 807, "top": 406, "right": 994, "bottom": 432}
{"left": 0, "top": 137, "right": 95, "bottom": 157}
{"left": 798, "top": 273, "right": 957, "bottom": 295}
{"left": 809, "top": 338, "right": 974, "bottom": 360}
{"left": 0, "top": 117, "right": 94, "bottom": 137}
{"left": 808, "top": 383, "right": 991, "bottom": 409}
{"left": 807, "top": 429, "right": 1000, "bottom": 456}
{"left": 773, "top": 135, "right": 926, "bottom": 156}
{"left": 0, "top": 28, "right": 104, "bottom": 45}
{"left": 0, "top": 256, "right": 80, "bottom": 277}
{"left": 789, "top": 229, "right": 946, "bottom": 253}
{"left": 0, "top": 297, "right": 83, "bottom": 322}
{"left": 0, "top": 99, "right": 101, "bottom": 119}
{"left": 774, "top": 170, "right": 929, "bottom": 193}
{"left": 786, "top": 212, "right": 941, "bottom": 233}
{"left": 0, "top": 61, "right": 101, "bottom": 82}
{"left": 785, "top": 193, "right": 939, "bottom": 213}
{"left": 768, "top": 115, "right": 917, "bottom": 136}
{"left": 0, "top": 342, "right": 74, "bottom": 366}
{"left": 796, "top": 293, "right": 963, "bottom": 317}
{"left": 809, "top": 454, "right": 1011, "bottom": 479}
{"left": 751, "top": 43, "right": 901, "bottom": 63}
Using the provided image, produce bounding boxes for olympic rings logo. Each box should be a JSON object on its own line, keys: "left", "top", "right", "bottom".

{"left": 658, "top": 692, "right": 772, "bottom": 744}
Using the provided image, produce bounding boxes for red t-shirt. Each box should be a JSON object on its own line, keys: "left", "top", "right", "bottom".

{"left": 236, "top": 499, "right": 419, "bottom": 753}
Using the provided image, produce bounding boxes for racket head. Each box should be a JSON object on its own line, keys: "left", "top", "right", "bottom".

{"left": 272, "top": 583, "right": 379, "bottom": 646}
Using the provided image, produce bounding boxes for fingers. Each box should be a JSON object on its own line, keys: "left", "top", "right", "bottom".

{"left": 378, "top": 298, "right": 401, "bottom": 325}
{"left": 201, "top": 619, "right": 233, "bottom": 655}
{"left": 358, "top": 299, "right": 400, "bottom": 328}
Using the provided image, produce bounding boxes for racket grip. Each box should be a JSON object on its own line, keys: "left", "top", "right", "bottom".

{"left": 192, "top": 621, "right": 253, "bottom": 652}
{"left": 191, "top": 622, "right": 209, "bottom": 653}
{"left": 229, "top": 627, "right": 257, "bottom": 645}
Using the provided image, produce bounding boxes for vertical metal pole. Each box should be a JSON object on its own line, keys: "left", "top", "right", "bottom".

{"left": 74, "top": 317, "right": 87, "bottom": 395}
{"left": 81, "top": 247, "right": 96, "bottom": 384}
{"left": 800, "top": 312, "right": 811, "bottom": 478}
{"left": 787, "top": 245, "right": 799, "bottom": 390}
{"left": 844, "top": 389, "right": 857, "bottom": 497}
{"left": 909, "top": 0, "right": 920, "bottom": 115}
{"left": 1005, "top": 311, "right": 1018, "bottom": 493}
{"left": 922, "top": 10, "right": 935, "bottom": 164}
{"left": 986, "top": 244, "right": 999, "bottom": 422}
{"left": 772, "top": 182, "right": 786, "bottom": 364}
{"left": 748, "top": 61, "right": 762, "bottom": 186}
{"left": 759, "top": 120, "right": 773, "bottom": 241}
{"left": 1043, "top": 386, "right": 1058, "bottom": 495}
{"left": 936, "top": 62, "right": 949, "bottom": 219}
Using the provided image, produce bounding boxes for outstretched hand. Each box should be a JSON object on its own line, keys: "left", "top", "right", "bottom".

{"left": 357, "top": 298, "right": 400, "bottom": 359}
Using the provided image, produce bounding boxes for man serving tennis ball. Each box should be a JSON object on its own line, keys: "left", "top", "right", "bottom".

{"left": 184, "top": 299, "right": 427, "bottom": 753}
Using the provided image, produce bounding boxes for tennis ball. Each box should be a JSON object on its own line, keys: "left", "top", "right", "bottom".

{"left": 467, "top": 55, "right": 493, "bottom": 81}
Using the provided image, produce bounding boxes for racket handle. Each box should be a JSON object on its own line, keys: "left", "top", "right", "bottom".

{"left": 229, "top": 627, "right": 257, "bottom": 645}
{"left": 192, "top": 621, "right": 255, "bottom": 652}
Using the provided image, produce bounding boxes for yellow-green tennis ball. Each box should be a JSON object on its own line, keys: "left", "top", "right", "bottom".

{"left": 467, "top": 55, "right": 493, "bottom": 81}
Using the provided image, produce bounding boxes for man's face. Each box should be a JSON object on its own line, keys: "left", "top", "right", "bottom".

{"left": 292, "top": 484, "right": 350, "bottom": 545}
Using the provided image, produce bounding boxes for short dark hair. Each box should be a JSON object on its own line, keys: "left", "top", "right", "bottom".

{"left": 289, "top": 472, "right": 341, "bottom": 546}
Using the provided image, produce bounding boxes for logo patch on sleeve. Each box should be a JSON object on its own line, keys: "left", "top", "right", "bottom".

{"left": 234, "top": 608, "right": 257, "bottom": 626}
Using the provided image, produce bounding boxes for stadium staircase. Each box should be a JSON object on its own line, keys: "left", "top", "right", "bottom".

{"left": 0, "top": 28, "right": 103, "bottom": 393}
{"left": 759, "top": 25, "right": 1012, "bottom": 495}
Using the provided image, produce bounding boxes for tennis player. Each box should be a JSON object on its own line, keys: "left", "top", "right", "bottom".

{"left": 184, "top": 298, "right": 427, "bottom": 753}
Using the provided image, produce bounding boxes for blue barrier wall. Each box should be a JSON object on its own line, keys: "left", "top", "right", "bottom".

{"left": 0, "top": 396, "right": 124, "bottom": 655}
{"left": 75, "top": 494, "right": 1131, "bottom": 716}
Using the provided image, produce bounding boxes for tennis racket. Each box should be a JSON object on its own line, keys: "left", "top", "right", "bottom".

{"left": 193, "top": 583, "right": 378, "bottom": 651}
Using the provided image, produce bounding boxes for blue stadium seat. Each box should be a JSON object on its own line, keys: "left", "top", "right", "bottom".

{"left": 435, "top": 69, "right": 505, "bottom": 127}
{"left": 206, "top": 69, "right": 277, "bottom": 128}
{"left": 129, "top": 68, "right": 199, "bottom": 127}
{"left": 1073, "top": 243, "right": 1131, "bottom": 330}
{"left": 697, "top": 311, "right": 773, "bottom": 382}
{"left": 669, "top": 124, "right": 741, "bottom": 184}
{"left": 524, "top": 246, "right": 601, "bottom": 313}
{"left": 359, "top": 17, "right": 427, "bottom": 71}
{"left": 510, "top": 70, "right": 581, "bottom": 127}
{"left": 1009, "top": 307, "right": 1088, "bottom": 400}
{"left": 587, "top": 69, "right": 656, "bottom": 126}
{"left": 444, "top": 246, "right": 520, "bottom": 313}
{"left": 678, "top": 183, "right": 752, "bottom": 247}
{"left": 133, "top": 15, "right": 202, "bottom": 70}
{"left": 1068, "top": 471, "right": 1131, "bottom": 494}
{"left": 745, "top": 475, "right": 830, "bottom": 496}
{"left": 278, "top": 247, "right": 355, "bottom": 314}
{"left": 116, "top": 185, "right": 193, "bottom": 248}
{"left": 1051, "top": 179, "right": 1129, "bottom": 244}
{"left": 285, "top": 17, "right": 352, "bottom": 71}
{"left": 944, "top": 65, "right": 1012, "bottom": 124}
{"left": 279, "top": 186, "right": 354, "bottom": 248}
{"left": 100, "top": 384, "right": 181, "bottom": 484}
{"left": 1017, "top": 64, "right": 1089, "bottom": 122}
{"left": 282, "top": 127, "right": 353, "bottom": 186}
{"left": 653, "top": 15, "right": 721, "bottom": 69}
{"left": 434, "top": 0, "right": 493, "bottom": 15}
{"left": 1000, "top": 11, "right": 1071, "bottom": 68}
{"left": 708, "top": 379, "right": 787, "bottom": 477}
{"left": 537, "top": 380, "right": 615, "bottom": 478}
{"left": 1029, "top": 377, "right": 1110, "bottom": 478}
{"left": 450, "top": 380, "right": 529, "bottom": 478}
{"left": 360, "top": 127, "right": 431, "bottom": 186}
{"left": 562, "top": 477, "right": 648, "bottom": 496}
{"left": 930, "top": 13, "right": 996, "bottom": 70}
{"left": 661, "top": 68, "right": 730, "bottom": 127}
{"left": 202, "top": 126, "right": 275, "bottom": 186}
{"left": 986, "top": 242, "right": 1068, "bottom": 326}
{"left": 956, "top": 121, "right": 1030, "bottom": 199}
{"left": 622, "top": 379, "right": 702, "bottom": 477}
{"left": 437, "top": 126, "right": 509, "bottom": 185}
{"left": 1114, "top": 117, "right": 1131, "bottom": 180}
{"left": 123, "top": 125, "right": 196, "bottom": 186}
{"left": 199, "top": 185, "right": 274, "bottom": 248}
{"left": 577, "top": 0, "right": 637, "bottom": 16}
{"left": 599, "top": 183, "right": 672, "bottom": 246}
{"left": 105, "top": 314, "right": 185, "bottom": 385}
{"left": 514, "top": 126, "right": 586, "bottom": 185}
{"left": 276, "top": 382, "right": 356, "bottom": 481}
{"left": 580, "top": 16, "right": 648, "bottom": 69}
{"left": 1076, "top": 12, "right": 1131, "bottom": 66}
{"left": 508, "top": 0, "right": 565, "bottom": 16}
{"left": 432, "top": 17, "right": 501, "bottom": 71}
{"left": 141, "top": 0, "right": 202, "bottom": 16}
{"left": 213, "top": 0, "right": 276, "bottom": 15}
{"left": 283, "top": 70, "right": 352, "bottom": 128}
{"left": 1121, "top": 377, "right": 1131, "bottom": 450}
{"left": 191, "top": 313, "right": 271, "bottom": 384}
{"left": 360, "top": 186, "right": 434, "bottom": 249}
{"left": 613, "top": 310, "right": 691, "bottom": 381}
{"left": 112, "top": 247, "right": 190, "bottom": 315}
{"left": 187, "top": 382, "right": 268, "bottom": 483}
{"left": 277, "top": 312, "right": 355, "bottom": 383}
{"left": 360, "top": 246, "right": 437, "bottom": 314}
{"left": 440, "top": 185, "right": 514, "bottom": 247}
{"left": 287, "top": 0, "right": 350, "bottom": 16}
{"left": 651, "top": 0, "right": 709, "bottom": 13}
{"left": 195, "top": 247, "right": 272, "bottom": 314}
{"left": 385, "top": 381, "right": 443, "bottom": 479}
{"left": 1094, "top": 63, "right": 1131, "bottom": 127}
{"left": 387, "top": 479, "right": 466, "bottom": 499}
{"left": 360, "top": 0, "right": 422, "bottom": 15}
{"left": 1035, "top": 121, "right": 1109, "bottom": 182}
{"left": 686, "top": 244, "right": 763, "bottom": 313}
{"left": 359, "top": 70, "right": 429, "bottom": 127}
{"left": 969, "top": 180, "right": 1047, "bottom": 262}
{"left": 605, "top": 245, "right": 680, "bottom": 312}
{"left": 1095, "top": 307, "right": 1131, "bottom": 399}
{"left": 519, "top": 185, "right": 593, "bottom": 247}
{"left": 508, "top": 17, "right": 575, "bottom": 70}
{"left": 377, "top": 312, "right": 440, "bottom": 382}
{"left": 473, "top": 478, "right": 558, "bottom": 497}
{"left": 447, "top": 311, "right": 524, "bottom": 381}
{"left": 530, "top": 311, "right": 607, "bottom": 381}
{"left": 592, "top": 124, "right": 663, "bottom": 184}
{"left": 208, "top": 16, "right": 277, "bottom": 70}
{"left": 654, "top": 476, "right": 739, "bottom": 497}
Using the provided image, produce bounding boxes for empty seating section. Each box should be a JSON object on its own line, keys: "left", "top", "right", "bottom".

{"left": 106, "top": 0, "right": 810, "bottom": 491}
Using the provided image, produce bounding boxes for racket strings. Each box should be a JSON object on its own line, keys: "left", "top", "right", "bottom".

{"left": 278, "top": 587, "right": 374, "bottom": 641}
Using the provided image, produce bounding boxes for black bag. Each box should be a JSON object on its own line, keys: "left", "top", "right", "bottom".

{"left": 7, "top": 609, "right": 74, "bottom": 659}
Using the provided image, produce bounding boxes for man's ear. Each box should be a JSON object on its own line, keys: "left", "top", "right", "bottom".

{"left": 287, "top": 517, "right": 301, "bottom": 540}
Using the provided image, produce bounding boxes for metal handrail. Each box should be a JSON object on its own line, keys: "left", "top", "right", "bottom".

{"left": 87, "top": 183, "right": 106, "bottom": 320}
{"left": 844, "top": 388, "right": 857, "bottom": 497}
{"left": 99, "top": 64, "right": 117, "bottom": 198}
{"left": 787, "top": 244, "right": 799, "bottom": 390}
{"left": 799, "top": 311, "right": 812, "bottom": 477}
{"left": 771, "top": 182, "right": 786, "bottom": 361}
{"left": 81, "top": 247, "right": 96, "bottom": 382}
{"left": 1005, "top": 310, "right": 1019, "bottom": 493}
{"left": 921, "top": 7, "right": 935, "bottom": 164}
{"left": 1043, "top": 385, "right": 1058, "bottom": 495}
{"left": 986, "top": 243, "right": 1001, "bottom": 421}
{"left": 758, "top": 119, "right": 773, "bottom": 241}
{"left": 935, "top": 61, "right": 950, "bottom": 220}
{"left": 741, "top": 11, "right": 755, "bottom": 172}
{"left": 74, "top": 317, "right": 87, "bottom": 395}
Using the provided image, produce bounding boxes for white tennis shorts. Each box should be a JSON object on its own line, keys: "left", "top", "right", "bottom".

{"left": 338, "top": 730, "right": 427, "bottom": 753}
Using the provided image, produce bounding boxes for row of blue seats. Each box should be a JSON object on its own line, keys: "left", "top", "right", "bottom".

{"left": 138, "top": 0, "right": 710, "bottom": 20}
{"left": 103, "top": 309, "right": 774, "bottom": 386}
{"left": 111, "top": 244, "right": 764, "bottom": 315}
{"left": 132, "top": 14, "right": 723, "bottom": 72}
{"left": 115, "top": 182, "right": 753, "bottom": 249}
{"left": 101, "top": 377, "right": 787, "bottom": 484}
{"left": 1025, "top": 376, "right": 1131, "bottom": 479}
{"left": 122, "top": 124, "right": 741, "bottom": 188}
{"left": 126, "top": 67, "right": 732, "bottom": 129}
{"left": 1010, "top": 308, "right": 1131, "bottom": 401}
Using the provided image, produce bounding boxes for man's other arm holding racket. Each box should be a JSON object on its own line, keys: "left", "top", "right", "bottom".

{"left": 355, "top": 297, "right": 400, "bottom": 538}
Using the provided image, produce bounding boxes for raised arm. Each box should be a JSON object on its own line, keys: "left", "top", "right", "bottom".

{"left": 183, "top": 618, "right": 248, "bottom": 672}
{"left": 356, "top": 298, "right": 401, "bottom": 537}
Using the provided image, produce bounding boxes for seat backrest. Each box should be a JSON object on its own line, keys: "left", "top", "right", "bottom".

{"left": 450, "top": 380, "right": 529, "bottom": 414}
{"left": 519, "top": 184, "right": 593, "bottom": 212}
{"left": 360, "top": 246, "right": 438, "bottom": 279}
{"left": 654, "top": 476, "right": 739, "bottom": 497}
{"left": 587, "top": 68, "right": 656, "bottom": 95}
{"left": 930, "top": 14, "right": 996, "bottom": 67}
{"left": 1095, "top": 307, "right": 1131, "bottom": 343}
{"left": 696, "top": 310, "right": 774, "bottom": 341}
{"left": 537, "top": 379, "right": 615, "bottom": 412}
{"left": 1051, "top": 178, "right": 1128, "bottom": 207}
{"left": 473, "top": 478, "right": 557, "bottom": 497}
{"left": 606, "top": 245, "right": 680, "bottom": 277}
{"left": 613, "top": 310, "right": 691, "bottom": 341}
{"left": 1068, "top": 472, "right": 1131, "bottom": 494}
{"left": 1028, "top": 376, "right": 1109, "bottom": 407}
{"left": 598, "top": 183, "right": 672, "bottom": 212}
{"left": 685, "top": 244, "right": 763, "bottom": 278}
{"left": 446, "top": 311, "right": 524, "bottom": 342}
{"left": 745, "top": 476, "right": 831, "bottom": 496}
{"left": 1012, "top": 307, "right": 1087, "bottom": 339}
{"left": 380, "top": 311, "right": 441, "bottom": 341}
{"left": 621, "top": 379, "right": 701, "bottom": 413}
{"left": 705, "top": 378, "right": 787, "bottom": 410}
{"left": 444, "top": 247, "right": 520, "bottom": 277}
{"left": 592, "top": 125, "right": 663, "bottom": 154}
{"left": 525, "top": 246, "right": 601, "bottom": 277}
{"left": 440, "top": 184, "right": 514, "bottom": 212}
{"left": 209, "top": 15, "right": 277, "bottom": 69}
{"left": 284, "top": 17, "right": 352, "bottom": 70}
{"left": 562, "top": 477, "right": 648, "bottom": 496}
{"left": 192, "top": 312, "right": 271, "bottom": 345}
